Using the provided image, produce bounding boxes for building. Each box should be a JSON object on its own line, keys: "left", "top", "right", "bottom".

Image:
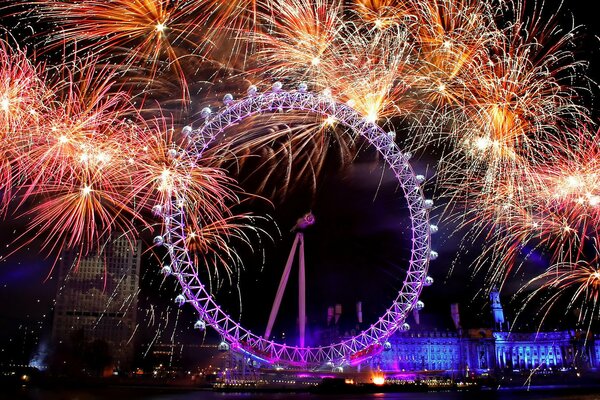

{"left": 368, "top": 291, "right": 599, "bottom": 376}
{"left": 51, "top": 236, "right": 141, "bottom": 371}
{"left": 493, "top": 331, "right": 575, "bottom": 370}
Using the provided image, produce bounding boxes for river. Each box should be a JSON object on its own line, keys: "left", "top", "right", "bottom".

{"left": 3, "top": 386, "right": 600, "bottom": 400}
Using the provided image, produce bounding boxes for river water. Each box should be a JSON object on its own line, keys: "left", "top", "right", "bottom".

{"left": 4, "top": 387, "right": 600, "bottom": 400}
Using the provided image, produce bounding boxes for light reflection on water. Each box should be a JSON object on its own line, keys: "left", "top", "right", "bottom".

{"left": 3, "top": 388, "right": 600, "bottom": 400}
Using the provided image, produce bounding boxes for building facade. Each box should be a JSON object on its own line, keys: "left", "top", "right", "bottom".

{"left": 369, "top": 329, "right": 497, "bottom": 375}
{"left": 368, "top": 292, "right": 599, "bottom": 375}
{"left": 494, "top": 331, "right": 573, "bottom": 370}
{"left": 52, "top": 236, "right": 141, "bottom": 370}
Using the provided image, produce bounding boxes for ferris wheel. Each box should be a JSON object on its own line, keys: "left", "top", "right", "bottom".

{"left": 159, "top": 83, "right": 436, "bottom": 368}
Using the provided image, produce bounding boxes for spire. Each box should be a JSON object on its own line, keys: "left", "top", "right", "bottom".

{"left": 490, "top": 288, "right": 505, "bottom": 331}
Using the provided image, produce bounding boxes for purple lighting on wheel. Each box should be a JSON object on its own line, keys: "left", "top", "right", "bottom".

{"left": 160, "top": 84, "right": 434, "bottom": 368}
{"left": 293, "top": 212, "right": 315, "bottom": 231}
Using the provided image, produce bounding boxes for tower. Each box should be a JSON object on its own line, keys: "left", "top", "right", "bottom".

{"left": 490, "top": 289, "right": 505, "bottom": 331}
{"left": 52, "top": 236, "right": 141, "bottom": 372}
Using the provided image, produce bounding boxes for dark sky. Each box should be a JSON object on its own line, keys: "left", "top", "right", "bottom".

{"left": 1, "top": 0, "right": 599, "bottom": 365}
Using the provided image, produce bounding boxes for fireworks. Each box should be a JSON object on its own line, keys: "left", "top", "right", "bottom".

{"left": 431, "top": 2, "right": 591, "bottom": 300}
{"left": 525, "top": 130, "right": 600, "bottom": 262}
{"left": 2, "top": 58, "right": 143, "bottom": 257}
{"left": 0, "top": 44, "right": 250, "bottom": 265}
{"left": 352, "top": 0, "right": 409, "bottom": 29}
{"left": 518, "top": 259, "right": 600, "bottom": 331}
{"left": 0, "top": 41, "right": 50, "bottom": 210}
{"left": 204, "top": 112, "right": 359, "bottom": 200}
{"left": 25, "top": 0, "right": 211, "bottom": 103}
{"left": 1, "top": 0, "right": 600, "bottom": 330}
{"left": 252, "top": 0, "right": 343, "bottom": 80}
{"left": 126, "top": 117, "right": 243, "bottom": 231}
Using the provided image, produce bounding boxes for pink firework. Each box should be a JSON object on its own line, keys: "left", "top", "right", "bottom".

{"left": 125, "top": 115, "right": 242, "bottom": 232}
{"left": 0, "top": 40, "right": 51, "bottom": 212}
{"left": 12, "top": 60, "right": 144, "bottom": 258}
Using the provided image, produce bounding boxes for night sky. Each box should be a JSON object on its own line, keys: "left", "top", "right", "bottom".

{"left": 1, "top": 0, "right": 600, "bottom": 366}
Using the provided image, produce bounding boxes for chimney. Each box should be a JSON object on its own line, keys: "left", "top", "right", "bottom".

{"left": 413, "top": 308, "right": 420, "bottom": 325}
{"left": 451, "top": 303, "right": 461, "bottom": 331}
{"left": 334, "top": 304, "right": 342, "bottom": 325}
{"left": 356, "top": 301, "right": 363, "bottom": 324}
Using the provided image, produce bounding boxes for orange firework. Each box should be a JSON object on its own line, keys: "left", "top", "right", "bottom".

{"left": 0, "top": 42, "right": 49, "bottom": 134}
{"left": 252, "top": 0, "right": 343, "bottom": 83}
{"left": 408, "top": 0, "right": 499, "bottom": 109}
{"left": 460, "top": 27, "right": 586, "bottom": 154}
{"left": 192, "top": 0, "right": 274, "bottom": 66}
{"left": 0, "top": 38, "right": 259, "bottom": 269}
{"left": 19, "top": 162, "right": 141, "bottom": 257}
{"left": 518, "top": 259, "right": 600, "bottom": 332}
{"left": 324, "top": 24, "right": 414, "bottom": 123}
{"left": 184, "top": 213, "right": 273, "bottom": 283}
{"left": 454, "top": 127, "right": 600, "bottom": 289}
{"left": 438, "top": 3, "right": 589, "bottom": 282}
{"left": 204, "top": 111, "right": 359, "bottom": 201}
{"left": 27, "top": 0, "right": 205, "bottom": 102}
{"left": 530, "top": 130, "right": 600, "bottom": 262}
{"left": 22, "top": 60, "right": 131, "bottom": 194}
{"left": 253, "top": 1, "right": 413, "bottom": 124}
{"left": 352, "top": 0, "right": 410, "bottom": 29}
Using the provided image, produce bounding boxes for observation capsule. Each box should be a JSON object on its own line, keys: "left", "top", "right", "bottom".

{"left": 161, "top": 265, "right": 172, "bottom": 276}
{"left": 223, "top": 93, "right": 234, "bottom": 106}
{"left": 167, "top": 148, "right": 178, "bottom": 158}
{"left": 218, "top": 341, "right": 230, "bottom": 352}
{"left": 175, "top": 294, "right": 186, "bottom": 306}
{"left": 152, "top": 204, "right": 163, "bottom": 216}
{"left": 181, "top": 125, "right": 193, "bottom": 136}
{"left": 272, "top": 81, "right": 283, "bottom": 92}
{"left": 194, "top": 319, "right": 206, "bottom": 331}
{"left": 200, "top": 107, "right": 212, "bottom": 119}
{"left": 247, "top": 85, "right": 258, "bottom": 96}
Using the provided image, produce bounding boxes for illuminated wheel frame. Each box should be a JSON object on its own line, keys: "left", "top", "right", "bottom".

{"left": 162, "top": 84, "right": 434, "bottom": 368}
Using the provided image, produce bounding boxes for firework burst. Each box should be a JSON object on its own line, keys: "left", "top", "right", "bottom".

{"left": 26, "top": 0, "right": 208, "bottom": 102}
{"left": 126, "top": 117, "right": 243, "bottom": 232}
{"left": 252, "top": 0, "right": 343, "bottom": 81}
{"left": 352, "top": 0, "right": 410, "bottom": 29}
{"left": 0, "top": 41, "right": 51, "bottom": 210}
{"left": 203, "top": 111, "right": 360, "bottom": 201}
{"left": 518, "top": 258, "right": 600, "bottom": 333}
{"left": 1, "top": 0, "right": 600, "bottom": 331}
{"left": 435, "top": 1, "right": 591, "bottom": 289}
{"left": 9, "top": 59, "right": 145, "bottom": 258}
